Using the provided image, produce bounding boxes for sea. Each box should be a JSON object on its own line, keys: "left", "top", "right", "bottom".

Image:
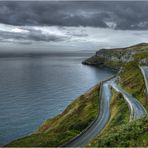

{"left": 0, "top": 52, "right": 114, "bottom": 146}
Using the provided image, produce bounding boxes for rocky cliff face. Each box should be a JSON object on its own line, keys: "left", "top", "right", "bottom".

{"left": 83, "top": 43, "right": 148, "bottom": 70}
{"left": 96, "top": 49, "right": 134, "bottom": 62}
{"left": 140, "top": 57, "right": 148, "bottom": 65}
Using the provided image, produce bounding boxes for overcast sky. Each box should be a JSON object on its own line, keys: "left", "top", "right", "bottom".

{"left": 0, "top": 1, "right": 148, "bottom": 53}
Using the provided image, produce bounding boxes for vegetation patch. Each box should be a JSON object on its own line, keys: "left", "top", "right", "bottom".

{"left": 89, "top": 115, "right": 148, "bottom": 147}
{"left": 6, "top": 84, "right": 100, "bottom": 147}
{"left": 119, "top": 51, "right": 148, "bottom": 110}
{"left": 88, "top": 89, "right": 130, "bottom": 146}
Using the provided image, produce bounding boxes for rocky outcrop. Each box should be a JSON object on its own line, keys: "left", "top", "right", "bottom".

{"left": 140, "top": 58, "right": 148, "bottom": 65}
{"left": 83, "top": 43, "right": 148, "bottom": 70}
{"left": 96, "top": 49, "right": 134, "bottom": 62}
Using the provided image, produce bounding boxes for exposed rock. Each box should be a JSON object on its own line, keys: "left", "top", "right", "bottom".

{"left": 140, "top": 58, "right": 148, "bottom": 65}
{"left": 83, "top": 43, "right": 148, "bottom": 70}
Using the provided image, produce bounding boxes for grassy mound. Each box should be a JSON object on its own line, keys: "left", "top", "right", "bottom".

{"left": 88, "top": 49, "right": 148, "bottom": 147}
{"left": 6, "top": 84, "right": 100, "bottom": 147}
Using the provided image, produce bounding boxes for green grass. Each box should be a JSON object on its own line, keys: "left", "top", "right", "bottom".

{"left": 119, "top": 51, "right": 148, "bottom": 110}
{"left": 89, "top": 115, "right": 148, "bottom": 147}
{"left": 88, "top": 89, "right": 130, "bottom": 146}
{"left": 104, "top": 60, "right": 123, "bottom": 70}
{"left": 107, "top": 90, "right": 129, "bottom": 127}
{"left": 6, "top": 84, "right": 100, "bottom": 147}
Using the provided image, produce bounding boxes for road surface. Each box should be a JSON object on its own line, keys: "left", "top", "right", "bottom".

{"left": 63, "top": 75, "right": 147, "bottom": 147}
{"left": 111, "top": 80, "right": 147, "bottom": 120}
{"left": 63, "top": 80, "right": 113, "bottom": 147}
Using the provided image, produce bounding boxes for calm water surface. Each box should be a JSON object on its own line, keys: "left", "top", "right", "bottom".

{"left": 0, "top": 55, "right": 114, "bottom": 145}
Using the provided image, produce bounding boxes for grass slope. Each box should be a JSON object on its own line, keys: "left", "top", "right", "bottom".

{"left": 6, "top": 84, "right": 100, "bottom": 147}
{"left": 88, "top": 48, "right": 148, "bottom": 147}
{"left": 84, "top": 43, "right": 148, "bottom": 109}
{"left": 119, "top": 51, "right": 148, "bottom": 110}
{"left": 89, "top": 115, "right": 148, "bottom": 147}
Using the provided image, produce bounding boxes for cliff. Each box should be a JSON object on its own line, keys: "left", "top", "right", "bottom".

{"left": 82, "top": 43, "right": 148, "bottom": 70}
{"left": 87, "top": 43, "right": 148, "bottom": 146}
{"left": 6, "top": 43, "right": 148, "bottom": 147}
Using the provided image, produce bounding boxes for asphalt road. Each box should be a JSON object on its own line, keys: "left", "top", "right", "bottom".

{"left": 111, "top": 80, "right": 147, "bottom": 120}
{"left": 63, "top": 71, "right": 148, "bottom": 147}
{"left": 63, "top": 80, "right": 113, "bottom": 147}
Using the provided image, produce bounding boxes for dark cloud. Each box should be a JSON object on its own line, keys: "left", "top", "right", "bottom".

{"left": 0, "top": 1, "right": 148, "bottom": 30}
{"left": 0, "top": 28, "right": 70, "bottom": 43}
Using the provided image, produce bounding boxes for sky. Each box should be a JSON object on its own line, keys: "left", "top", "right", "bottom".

{"left": 0, "top": 1, "right": 148, "bottom": 53}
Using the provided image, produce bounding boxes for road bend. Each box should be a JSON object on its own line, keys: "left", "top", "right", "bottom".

{"left": 111, "top": 80, "right": 147, "bottom": 120}
{"left": 62, "top": 80, "right": 113, "bottom": 147}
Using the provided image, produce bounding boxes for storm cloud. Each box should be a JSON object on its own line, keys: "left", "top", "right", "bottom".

{"left": 0, "top": 1, "right": 148, "bottom": 53}
{"left": 0, "top": 23, "right": 72, "bottom": 43}
{"left": 0, "top": 1, "right": 148, "bottom": 30}
{"left": 0, "top": 23, "right": 148, "bottom": 51}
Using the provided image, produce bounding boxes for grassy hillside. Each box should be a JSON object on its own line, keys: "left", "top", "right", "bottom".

{"left": 86, "top": 43, "right": 148, "bottom": 147}
{"left": 89, "top": 115, "right": 148, "bottom": 147}
{"left": 83, "top": 43, "right": 148, "bottom": 70}
{"left": 6, "top": 84, "right": 100, "bottom": 147}
{"left": 83, "top": 43, "right": 148, "bottom": 110}
{"left": 119, "top": 51, "right": 148, "bottom": 110}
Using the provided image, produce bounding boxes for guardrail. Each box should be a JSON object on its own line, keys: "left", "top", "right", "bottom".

{"left": 139, "top": 65, "right": 148, "bottom": 104}
{"left": 111, "top": 86, "right": 134, "bottom": 121}
{"left": 61, "top": 75, "right": 115, "bottom": 147}
{"left": 111, "top": 76, "right": 147, "bottom": 121}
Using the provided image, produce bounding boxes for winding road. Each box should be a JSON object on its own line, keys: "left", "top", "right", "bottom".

{"left": 63, "top": 80, "right": 113, "bottom": 147}
{"left": 111, "top": 80, "right": 147, "bottom": 120}
{"left": 62, "top": 67, "right": 148, "bottom": 147}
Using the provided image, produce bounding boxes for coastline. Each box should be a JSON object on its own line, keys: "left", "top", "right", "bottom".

{"left": 6, "top": 43, "right": 148, "bottom": 147}
{"left": 62, "top": 75, "right": 115, "bottom": 147}
{"left": 6, "top": 77, "right": 101, "bottom": 147}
